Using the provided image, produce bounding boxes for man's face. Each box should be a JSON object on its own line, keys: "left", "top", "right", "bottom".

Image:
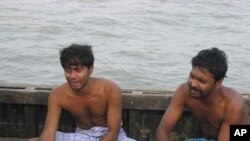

{"left": 64, "top": 65, "right": 93, "bottom": 90}
{"left": 187, "top": 66, "right": 218, "bottom": 99}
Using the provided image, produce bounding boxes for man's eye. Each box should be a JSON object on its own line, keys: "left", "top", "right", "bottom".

{"left": 75, "top": 68, "right": 81, "bottom": 72}
{"left": 75, "top": 67, "right": 84, "bottom": 72}
{"left": 197, "top": 78, "right": 206, "bottom": 84}
{"left": 65, "top": 69, "right": 71, "bottom": 73}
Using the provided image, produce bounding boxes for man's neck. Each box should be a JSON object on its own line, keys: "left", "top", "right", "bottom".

{"left": 202, "top": 86, "right": 223, "bottom": 105}
{"left": 71, "top": 80, "right": 92, "bottom": 96}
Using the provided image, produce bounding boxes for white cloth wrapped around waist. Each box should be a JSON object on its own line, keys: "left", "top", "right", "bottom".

{"left": 55, "top": 126, "right": 137, "bottom": 141}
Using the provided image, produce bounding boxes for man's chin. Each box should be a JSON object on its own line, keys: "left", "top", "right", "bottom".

{"left": 190, "top": 92, "right": 202, "bottom": 99}
{"left": 70, "top": 84, "right": 82, "bottom": 90}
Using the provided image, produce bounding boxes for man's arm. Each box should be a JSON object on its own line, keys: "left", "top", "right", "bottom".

{"left": 217, "top": 96, "right": 249, "bottom": 141}
{"left": 100, "top": 82, "right": 122, "bottom": 141}
{"left": 40, "top": 90, "right": 62, "bottom": 141}
{"left": 155, "top": 84, "right": 187, "bottom": 141}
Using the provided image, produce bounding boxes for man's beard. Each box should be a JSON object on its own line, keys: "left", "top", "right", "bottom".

{"left": 189, "top": 87, "right": 206, "bottom": 99}
{"left": 69, "top": 81, "right": 87, "bottom": 91}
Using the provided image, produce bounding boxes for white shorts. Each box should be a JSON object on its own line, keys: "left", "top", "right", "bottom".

{"left": 55, "top": 126, "right": 137, "bottom": 141}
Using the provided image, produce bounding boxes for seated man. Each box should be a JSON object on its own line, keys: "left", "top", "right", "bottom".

{"left": 155, "top": 47, "right": 250, "bottom": 141}
{"left": 29, "top": 44, "right": 136, "bottom": 141}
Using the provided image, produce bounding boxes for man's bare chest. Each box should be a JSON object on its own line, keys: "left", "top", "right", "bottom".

{"left": 188, "top": 102, "right": 224, "bottom": 128}
{"left": 63, "top": 95, "right": 107, "bottom": 118}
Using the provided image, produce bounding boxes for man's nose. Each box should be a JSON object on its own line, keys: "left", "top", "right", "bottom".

{"left": 189, "top": 78, "right": 198, "bottom": 88}
{"left": 69, "top": 70, "right": 77, "bottom": 78}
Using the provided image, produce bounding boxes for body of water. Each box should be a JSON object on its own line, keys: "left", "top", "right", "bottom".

{"left": 0, "top": 0, "right": 250, "bottom": 93}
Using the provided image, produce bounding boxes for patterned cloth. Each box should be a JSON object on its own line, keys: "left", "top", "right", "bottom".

{"left": 55, "top": 126, "right": 137, "bottom": 141}
{"left": 186, "top": 138, "right": 216, "bottom": 141}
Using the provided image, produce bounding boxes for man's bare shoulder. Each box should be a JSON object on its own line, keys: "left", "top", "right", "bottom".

{"left": 174, "top": 82, "right": 189, "bottom": 97}
{"left": 93, "top": 77, "right": 120, "bottom": 90}
{"left": 222, "top": 86, "right": 250, "bottom": 122}
{"left": 170, "top": 82, "right": 190, "bottom": 105}
{"left": 91, "top": 77, "right": 121, "bottom": 97}
{"left": 176, "top": 82, "right": 189, "bottom": 90}
{"left": 222, "top": 86, "right": 243, "bottom": 106}
{"left": 50, "top": 83, "right": 69, "bottom": 96}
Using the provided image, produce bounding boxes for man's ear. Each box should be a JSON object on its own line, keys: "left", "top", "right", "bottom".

{"left": 88, "top": 66, "right": 94, "bottom": 75}
{"left": 215, "top": 79, "right": 223, "bottom": 88}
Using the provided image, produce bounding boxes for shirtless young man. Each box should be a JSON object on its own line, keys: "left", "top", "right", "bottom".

{"left": 29, "top": 44, "right": 136, "bottom": 141}
{"left": 155, "top": 47, "right": 250, "bottom": 141}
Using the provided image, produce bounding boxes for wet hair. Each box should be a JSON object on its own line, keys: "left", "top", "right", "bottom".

{"left": 60, "top": 44, "right": 94, "bottom": 69}
{"left": 191, "top": 47, "right": 228, "bottom": 81}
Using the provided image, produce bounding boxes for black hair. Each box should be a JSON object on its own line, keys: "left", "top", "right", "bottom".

{"left": 60, "top": 44, "right": 94, "bottom": 68}
{"left": 191, "top": 47, "right": 228, "bottom": 81}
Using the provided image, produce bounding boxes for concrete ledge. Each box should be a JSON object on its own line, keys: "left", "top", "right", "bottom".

{"left": 0, "top": 85, "right": 250, "bottom": 141}
{"left": 0, "top": 86, "right": 173, "bottom": 110}
{"left": 0, "top": 137, "right": 28, "bottom": 141}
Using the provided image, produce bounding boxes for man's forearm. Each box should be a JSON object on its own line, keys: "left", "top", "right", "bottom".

{"left": 156, "top": 135, "right": 170, "bottom": 141}
{"left": 100, "top": 131, "right": 119, "bottom": 141}
{"left": 155, "top": 129, "right": 170, "bottom": 141}
{"left": 40, "top": 131, "right": 55, "bottom": 141}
